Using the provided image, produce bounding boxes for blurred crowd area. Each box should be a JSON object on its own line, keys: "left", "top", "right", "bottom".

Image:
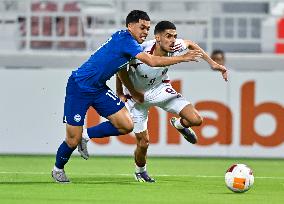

{"left": 0, "top": 0, "right": 284, "bottom": 53}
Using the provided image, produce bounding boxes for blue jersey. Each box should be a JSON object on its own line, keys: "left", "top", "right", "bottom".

{"left": 71, "top": 30, "right": 143, "bottom": 93}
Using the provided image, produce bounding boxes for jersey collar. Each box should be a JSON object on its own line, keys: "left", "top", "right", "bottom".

{"left": 149, "top": 42, "right": 156, "bottom": 55}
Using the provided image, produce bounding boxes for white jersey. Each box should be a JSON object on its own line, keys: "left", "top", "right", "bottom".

{"left": 123, "top": 39, "right": 191, "bottom": 133}
{"left": 127, "top": 39, "right": 188, "bottom": 92}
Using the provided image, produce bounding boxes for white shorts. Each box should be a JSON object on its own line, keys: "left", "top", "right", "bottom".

{"left": 125, "top": 83, "right": 190, "bottom": 133}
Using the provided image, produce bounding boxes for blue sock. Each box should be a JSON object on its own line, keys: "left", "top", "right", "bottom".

{"left": 87, "top": 121, "right": 121, "bottom": 138}
{"left": 55, "top": 141, "right": 76, "bottom": 169}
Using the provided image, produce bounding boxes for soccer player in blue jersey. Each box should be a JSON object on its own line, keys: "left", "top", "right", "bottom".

{"left": 52, "top": 10, "right": 203, "bottom": 183}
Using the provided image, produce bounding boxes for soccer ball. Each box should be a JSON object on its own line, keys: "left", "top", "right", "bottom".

{"left": 225, "top": 164, "right": 254, "bottom": 193}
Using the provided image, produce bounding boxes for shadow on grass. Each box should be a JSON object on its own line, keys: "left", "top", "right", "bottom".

{"left": 71, "top": 176, "right": 145, "bottom": 185}
{"left": 208, "top": 192, "right": 252, "bottom": 195}
{"left": 0, "top": 176, "right": 141, "bottom": 185}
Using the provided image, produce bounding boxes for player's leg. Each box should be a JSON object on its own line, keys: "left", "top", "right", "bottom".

{"left": 52, "top": 124, "right": 83, "bottom": 183}
{"left": 170, "top": 104, "right": 202, "bottom": 144}
{"left": 127, "top": 100, "right": 155, "bottom": 182}
{"left": 134, "top": 129, "right": 155, "bottom": 182}
{"left": 78, "top": 107, "right": 133, "bottom": 159}
{"left": 155, "top": 83, "right": 201, "bottom": 143}
{"left": 178, "top": 104, "right": 203, "bottom": 128}
{"left": 106, "top": 107, "right": 134, "bottom": 133}
{"left": 83, "top": 106, "right": 133, "bottom": 138}
{"left": 86, "top": 88, "right": 133, "bottom": 138}
{"left": 52, "top": 76, "right": 89, "bottom": 183}
{"left": 135, "top": 130, "right": 149, "bottom": 167}
{"left": 78, "top": 88, "right": 133, "bottom": 159}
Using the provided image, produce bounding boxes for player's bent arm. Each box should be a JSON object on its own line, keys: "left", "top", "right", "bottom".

{"left": 117, "top": 68, "right": 136, "bottom": 95}
{"left": 184, "top": 40, "right": 228, "bottom": 81}
{"left": 136, "top": 52, "right": 190, "bottom": 67}
{"left": 184, "top": 39, "right": 216, "bottom": 67}
{"left": 116, "top": 74, "right": 125, "bottom": 100}
{"left": 117, "top": 68, "right": 144, "bottom": 103}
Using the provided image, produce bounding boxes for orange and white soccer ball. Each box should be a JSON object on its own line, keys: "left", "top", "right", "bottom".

{"left": 225, "top": 164, "right": 254, "bottom": 193}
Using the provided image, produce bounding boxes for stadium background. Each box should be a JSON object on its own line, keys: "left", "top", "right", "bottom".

{"left": 1, "top": 1, "right": 284, "bottom": 203}
{"left": 0, "top": 0, "right": 283, "bottom": 158}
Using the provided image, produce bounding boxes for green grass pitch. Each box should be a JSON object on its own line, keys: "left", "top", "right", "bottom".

{"left": 0, "top": 155, "right": 284, "bottom": 204}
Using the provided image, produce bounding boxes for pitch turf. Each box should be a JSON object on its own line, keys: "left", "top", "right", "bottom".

{"left": 0, "top": 155, "right": 284, "bottom": 204}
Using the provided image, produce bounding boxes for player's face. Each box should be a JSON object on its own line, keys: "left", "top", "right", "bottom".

{"left": 212, "top": 53, "right": 225, "bottom": 65}
{"left": 156, "top": 29, "right": 177, "bottom": 52}
{"left": 128, "top": 19, "right": 150, "bottom": 44}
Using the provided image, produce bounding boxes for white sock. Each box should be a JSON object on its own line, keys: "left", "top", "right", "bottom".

{"left": 53, "top": 165, "right": 63, "bottom": 172}
{"left": 135, "top": 164, "right": 146, "bottom": 173}
{"left": 83, "top": 128, "right": 90, "bottom": 140}
{"left": 174, "top": 118, "right": 185, "bottom": 129}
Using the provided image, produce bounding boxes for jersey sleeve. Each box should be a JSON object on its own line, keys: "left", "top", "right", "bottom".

{"left": 172, "top": 39, "right": 188, "bottom": 53}
{"left": 122, "top": 37, "right": 143, "bottom": 58}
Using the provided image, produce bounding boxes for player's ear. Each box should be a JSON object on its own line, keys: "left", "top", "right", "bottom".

{"left": 127, "top": 22, "right": 134, "bottom": 31}
{"left": 155, "top": 34, "right": 160, "bottom": 43}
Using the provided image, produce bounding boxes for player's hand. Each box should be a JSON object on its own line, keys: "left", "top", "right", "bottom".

{"left": 221, "top": 70, "right": 228, "bottom": 81}
{"left": 181, "top": 50, "right": 203, "bottom": 62}
{"left": 211, "top": 63, "right": 228, "bottom": 81}
{"left": 117, "top": 94, "right": 128, "bottom": 102}
{"left": 131, "top": 90, "right": 144, "bottom": 104}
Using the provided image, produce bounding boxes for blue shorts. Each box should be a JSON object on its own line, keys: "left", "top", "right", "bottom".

{"left": 63, "top": 76, "right": 125, "bottom": 126}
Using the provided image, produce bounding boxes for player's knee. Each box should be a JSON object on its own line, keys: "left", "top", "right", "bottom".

{"left": 66, "top": 133, "right": 81, "bottom": 148}
{"left": 187, "top": 114, "right": 203, "bottom": 127}
{"left": 194, "top": 115, "right": 203, "bottom": 126}
{"left": 120, "top": 121, "right": 134, "bottom": 134}
{"left": 65, "top": 124, "right": 82, "bottom": 148}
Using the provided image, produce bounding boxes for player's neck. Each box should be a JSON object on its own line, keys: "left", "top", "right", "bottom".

{"left": 153, "top": 45, "right": 168, "bottom": 57}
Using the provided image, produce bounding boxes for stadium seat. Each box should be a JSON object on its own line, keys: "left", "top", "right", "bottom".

{"left": 57, "top": 1, "right": 85, "bottom": 49}
{"left": 31, "top": 1, "right": 58, "bottom": 49}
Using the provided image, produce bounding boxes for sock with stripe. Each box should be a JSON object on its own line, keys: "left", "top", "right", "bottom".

{"left": 55, "top": 141, "right": 76, "bottom": 169}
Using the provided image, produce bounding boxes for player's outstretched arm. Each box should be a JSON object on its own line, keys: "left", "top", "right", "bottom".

{"left": 135, "top": 51, "right": 203, "bottom": 68}
{"left": 184, "top": 40, "right": 216, "bottom": 66}
{"left": 117, "top": 68, "right": 144, "bottom": 103}
{"left": 184, "top": 40, "right": 228, "bottom": 81}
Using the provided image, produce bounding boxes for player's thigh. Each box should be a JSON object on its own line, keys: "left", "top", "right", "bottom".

{"left": 63, "top": 95, "right": 89, "bottom": 146}
{"left": 127, "top": 100, "right": 149, "bottom": 134}
{"left": 92, "top": 87, "right": 125, "bottom": 119}
{"left": 154, "top": 84, "right": 190, "bottom": 115}
{"left": 63, "top": 77, "right": 87, "bottom": 145}
{"left": 65, "top": 124, "right": 83, "bottom": 147}
{"left": 107, "top": 107, "right": 133, "bottom": 131}
{"left": 66, "top": 124, "right": 83, "bottom": 138}
{"left": 91, "top": 86, "right": 129, "bottom": 128}
{"left": 63, "top": 82, "right": 91, "bottom": 126}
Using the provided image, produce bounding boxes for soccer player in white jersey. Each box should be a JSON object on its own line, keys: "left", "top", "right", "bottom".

{"left": 116, "top": 21, "right": 228, "bottom": 182}
{"left": 78, "top": 20, "right": 227, "bottom": 182}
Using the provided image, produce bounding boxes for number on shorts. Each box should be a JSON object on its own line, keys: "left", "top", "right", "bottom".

{"left": 165, "top": 87, "right": 177, "bottom": 94}
{"left": 106, "top": 90, "right": 118, "bottom": 100}
{"left": 148, "top": 78, "right": 156, "bottom": 85}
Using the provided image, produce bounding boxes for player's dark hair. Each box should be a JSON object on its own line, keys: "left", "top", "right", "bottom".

{"left": 154, "top": 21, "right": 176, "bottom": 34}
{"left": 211, "top": 49, "right": 225, "bottom": 57}
{"left": 125, "top": 10, "right": 150, "bottom": 27}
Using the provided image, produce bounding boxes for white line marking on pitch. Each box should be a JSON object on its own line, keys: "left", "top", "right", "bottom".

{"left": 0, "top": 172, "right": 283, "bottom": 180}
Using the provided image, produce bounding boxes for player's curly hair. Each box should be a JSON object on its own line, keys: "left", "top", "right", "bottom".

{"left": 154, "top": 21, "right": 176, "bottom": 34}
{"left": 126, "top": 10, "right": 150, "bottom": 27}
